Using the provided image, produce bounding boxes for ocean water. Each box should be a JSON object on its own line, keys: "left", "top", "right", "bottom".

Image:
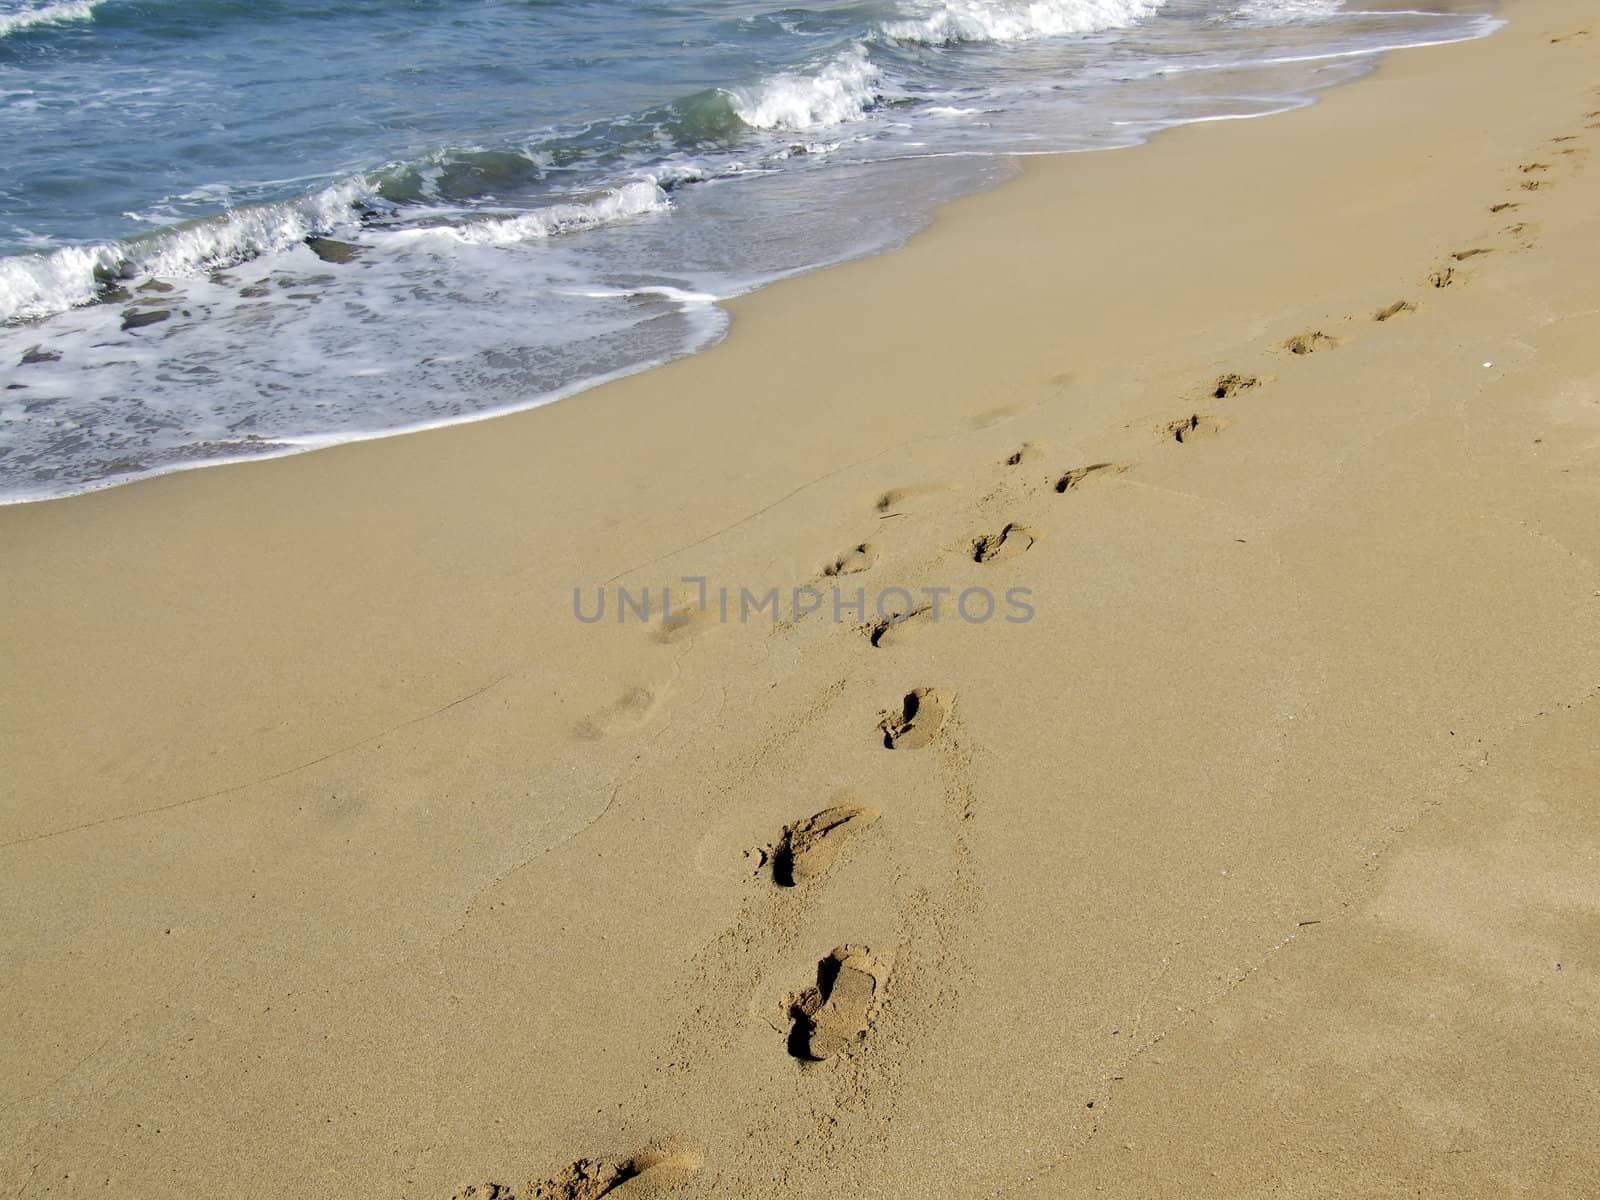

{"left": 0, "top": 0, "right": 1496, "bottom": 501}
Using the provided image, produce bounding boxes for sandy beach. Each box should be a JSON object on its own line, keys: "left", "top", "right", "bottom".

{"left": 3, "top": 1, "right": 1600, "bottom": 1195}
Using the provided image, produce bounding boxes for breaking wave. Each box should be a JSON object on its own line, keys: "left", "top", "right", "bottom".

{"left": 727, "top": 46, "right": 884, "bottom": 132}
{"left": 0, "top": 180, "right": 370, "bottom": 322}
{"left": 0, "top": 0, "right": 103, "bottom": 39}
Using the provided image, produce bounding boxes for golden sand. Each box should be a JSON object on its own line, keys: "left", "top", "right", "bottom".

{"left": 3, "top": 2, "right": 1599, "bottom": 1195}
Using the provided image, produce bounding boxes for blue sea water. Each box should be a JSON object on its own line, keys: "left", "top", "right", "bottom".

{"left": 0, "top": 0, "right": 1496, "bottom": 500}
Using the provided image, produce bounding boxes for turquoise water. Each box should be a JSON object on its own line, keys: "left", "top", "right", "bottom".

{"left": 0, "top": 0, "right": 1495, "bottom": 499}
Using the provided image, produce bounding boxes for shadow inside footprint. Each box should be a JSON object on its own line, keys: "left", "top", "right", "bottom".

{"left": 1283, "top": 331, "right": 1340, "bottom": 355}
{"left": 768, "top": 804, "right": 881, "bottom": 887}
{"left": 1210, "top": 373, "right": 1260, "bottom": 399}
{"left": 786, "top": 945, "right": 889, "bottom": 1062}
{"left": 866, "top": 604, "right": 931, "bottom": 649}
{"left": 1005, "top": 441, "right": 1045, "bottom": 466}
{"left": 823, "top": 542, "right": 879, "bottom": 577}
{"left": 874, "top": 483, "right": 953, "bottom": 514}
{"left": 1055, "top": 462, "right": 1129, "bottom": 493}
{"left": 879, "top": 687, "right": 953, "bottom": 749}
{"left": 971, "top": 523, "right": 1037, "bottom": 564}
{"left": 1164, "top": 413, "right": 1228, "bottom": 444}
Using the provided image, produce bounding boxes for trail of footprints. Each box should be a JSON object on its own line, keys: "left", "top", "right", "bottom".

{"left": 454, "top": 94, "right": 1596, "bottom": 1200}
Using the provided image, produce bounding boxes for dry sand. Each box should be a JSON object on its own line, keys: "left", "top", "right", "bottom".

{"left": 3, "top": 1, "right": 1600, "bottom": 1195}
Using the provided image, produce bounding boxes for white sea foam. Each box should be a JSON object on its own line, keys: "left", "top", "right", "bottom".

{"left": 1231, "top": 0, "right": 1344, "bottom": 22}
{"left": 572, "top": 285, "right": 721, "bottom": 304}
{"left": 0, "top": 0, "right": 1497, "bottom": 503}
{"left": 423, "top": 180, "right": 670, "bottom": 245}
{"left": 0, "top": 0, "right": 103, "bottom": 38}
{"left": 882, "top": 0, "right": 1165, "bottom": 45}
{"left": 728, "top": 46, "right": 883, "bottom": 132}
{"left": 0, "top": 179, "right": 368, "bottom": 322}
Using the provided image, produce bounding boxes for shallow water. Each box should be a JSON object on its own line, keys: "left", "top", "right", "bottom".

{"left": 0, "top": 0, "right": 1497, "bottom": 501}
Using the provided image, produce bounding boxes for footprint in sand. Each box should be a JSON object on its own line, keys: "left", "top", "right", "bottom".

{"left": 874, "top": 483, "right": 954, "bottom": 515}
{"left": 1505, "top": 221, "right": 1541, "bottom": 249}
{"left": 454, "top": 1146, "right": 700, "bottom": 1200}
{"left": 971, "top": 401, "right": 1033, "bottom": 430}
{"left": 1208, "top": 373, "right": 1261, "bottom": 399}
{"left": 1521, "top": 179, "right": 1550, "bottom": 192}
{"left": 864, "top": 603, "right": 932, "bottom": 649}
{"left": 1429, "top": 266, "right": 1458, "bottom": 289}
{"left": 1374, "top": 300, "right": 1418, "bottom": 322}
{"left": 785, "top": 945, "right": 890, "bottom": 1062}
{"left": 879, "top": 687, "right": 953, "bottom": 749}
{"left": 1490, "top": 201, "right": 1521, "bottom": 213}
{"left": 1055, "top": 462, "right": 1130, "bottom": 493}
{"left": 1519, "top": 162, "right": 1550, "bottom": 174}
{"left": 575, "top": 686, "right": 663, "bottom": 740}
{"left": 1452, "top": 248, "right": 1494, "bottom": 262}
{"left": 761, "top": 803, "right": 881, "bottom": 887}
{"left": 1004, "top": 441, "right": 1046, "bottom": 467}
{"left": 971, "top": 523, "right": 1037, "bottom": 564}
{"left": 653, "top": 604, "right": 711, "bottom": 645}
{"left": 1162, "top": 413, "right": 1229, "bottom": 444}
{"left": 1282, "top": 331, "right": 1341, "bottom": 355}
{"left": 823, "top": 542, "right": 880, "bottom": 577}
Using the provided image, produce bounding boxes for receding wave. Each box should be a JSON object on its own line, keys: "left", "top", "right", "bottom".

{"left": 1230, "top": 0, "right": 1343, "bottom": 22}
{"left": 881, "top": 0, "right": 1166, "bottom": 45}
{"left": 0, "top": 0, "right": 103, "bottom": 38}
{"left": 416, "top": 180, "right": 672, "bottom": 245}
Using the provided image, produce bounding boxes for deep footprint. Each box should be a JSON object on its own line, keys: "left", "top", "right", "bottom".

{"left": 824, "top": 542, "right": 880, "bottom": 577}
{"left": 1164, "top": 413, "right": 1228, "bottom": 444}
{"left": 879, "top": 687, "right": 953, "bottom": 749}
{"left": 765, "top": 804, "right": 881, "bottom": 887}
{"left": 1374, "top": 300, "right": 1417, "bottom": 322}
{"left": 786, "top": 945, "right": 890, "bottom": 1062}
{"left": 1055, "top": 462, "right": 1129, "bottom": 493}
{"left": 1209, "top": 373, "right": 1261, "bottom": 399}
{"left": 971, "top": 523, "right": 1037, "bottom": 563}
{"left": 865, "top": 604, "right": 931, "bottom": 648}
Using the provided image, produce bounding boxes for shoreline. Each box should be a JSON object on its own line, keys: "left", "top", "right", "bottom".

{"left": 4, "top": 2, "right": 1600, "bottom": 1197}
{"left": 0, "top": 7, "right": 1503, "bottom": 509}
